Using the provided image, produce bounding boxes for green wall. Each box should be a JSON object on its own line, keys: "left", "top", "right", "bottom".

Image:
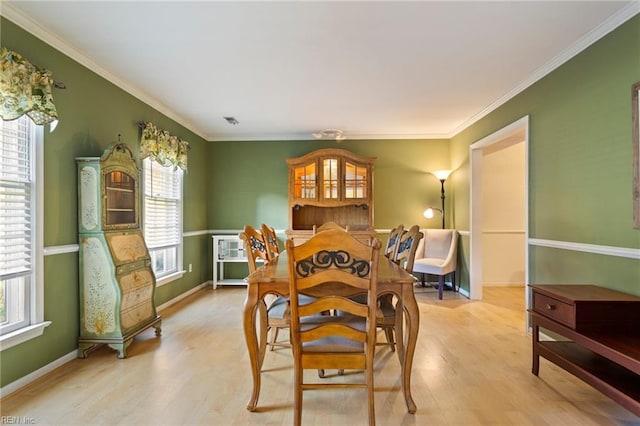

{"left": 208, "top": 138, "right": 451, "bottom": 231}
{"left": 450, "top": 14, "right": 640, "bottom": 295}
{"left": 1, "top": 18, "right": 210, "bottom": 387}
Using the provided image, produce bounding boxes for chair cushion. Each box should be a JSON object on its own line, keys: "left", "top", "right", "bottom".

{"left": 300, "top": 316, "right": 366, "bottom": 353}
{"left": 266, "top": 296, "right": 289, "bottom": 319}
{"left": 267, "top": 295, "right": 317, "bottom": 320}
{"left": 413, "top": 257, "right": 446, "bottom": 275}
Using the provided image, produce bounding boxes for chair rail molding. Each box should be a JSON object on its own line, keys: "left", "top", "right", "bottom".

{"left": 43, "top": 244, "right": 79, "bottom": 256}
{"left": 529, "top": 238, "right": 640, "bottom": 260}
{"left": 43, "top": 229, "right": 211, "bottom": 256}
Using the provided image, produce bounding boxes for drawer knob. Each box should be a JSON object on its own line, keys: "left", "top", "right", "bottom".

{"left": 545, "top": 304, "right": 556, "bottom": 311}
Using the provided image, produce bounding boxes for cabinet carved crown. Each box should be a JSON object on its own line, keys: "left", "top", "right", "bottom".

{"left": 286, "top": 148, "right": 375, "bottom": 237}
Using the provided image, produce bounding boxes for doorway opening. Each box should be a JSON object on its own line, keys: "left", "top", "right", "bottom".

{"left": 469, "top": 116, "right": 529, "bottom": 313}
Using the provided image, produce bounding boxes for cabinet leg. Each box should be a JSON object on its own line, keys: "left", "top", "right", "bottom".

{"left": 532, "top": 323, "right": 540, "bottom": 376}
{"left": 108, "top": 339, "right": 132, "bottom": 359}
{"left": 77, "top": 343, "right": 98, "bottom": 359}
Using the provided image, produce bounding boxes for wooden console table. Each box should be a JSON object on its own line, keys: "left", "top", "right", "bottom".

{"left": 529, "top": 284, "right": 640, "bottom": 416}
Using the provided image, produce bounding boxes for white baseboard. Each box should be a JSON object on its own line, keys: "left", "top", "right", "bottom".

{"left": 1, "top": 281, "right": 210, "bottom": 399}
{"left": 0, "top": 350, "right": 77, "bottom": 399}
{"left": 156, "top": 281, "right": 210, "bottom": 312}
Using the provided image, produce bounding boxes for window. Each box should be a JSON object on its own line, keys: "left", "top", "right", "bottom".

{"left": 0, "top": 116, "right": 48, "bottom": 349}
{"left": 143, "top": 158, "right": 183, "bottom": 283}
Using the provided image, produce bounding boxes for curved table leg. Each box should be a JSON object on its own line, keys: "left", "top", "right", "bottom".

{"left": 258, "top": 299, "right": 268, "bottom": 369}
{"left": 394, "top": 297, "right": 405, "bottom": 365}
{"left": 401, "top": 289, "right": 419, "bottom": 414}
{"left": 243, "top": 290, "right": 261, "bottom": 411}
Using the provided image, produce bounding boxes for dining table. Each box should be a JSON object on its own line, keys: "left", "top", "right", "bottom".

{"left": 243, "top": 250, "right": 420, "bottom": 414}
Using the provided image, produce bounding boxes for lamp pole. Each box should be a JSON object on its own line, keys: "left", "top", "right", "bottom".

{"left": 439, "top": 179, "right": 446, "bottom": 229}
{"left": 427, "top": 170, "right": 451, "bottom": 229}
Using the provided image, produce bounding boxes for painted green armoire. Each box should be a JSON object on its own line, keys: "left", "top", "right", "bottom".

{"left": 76, "top": 143, "right": 161, "bottom": 358}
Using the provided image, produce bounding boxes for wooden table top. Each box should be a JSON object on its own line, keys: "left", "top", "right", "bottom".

{"left": 245, "top": 251, "right": 418, "bottom": 286}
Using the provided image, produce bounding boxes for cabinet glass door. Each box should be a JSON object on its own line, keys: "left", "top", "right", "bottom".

{"left": 344, "top": 161, "right": 367, "bottom": 199}
{"left": 293, "top": 162, "right": 316, "bottom": 199}
{"left": 105, "top": 171, "right": 136, "bottom": 226}
{"left": 218, "top": 238, "right": 246, "bottom": 260}
{"left": 322, "top": 158, "right": 339, "bottom": 199}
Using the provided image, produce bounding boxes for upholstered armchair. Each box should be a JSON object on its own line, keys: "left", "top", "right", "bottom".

{"left": 413, "top": 229, "right": 458, "bottom": 300}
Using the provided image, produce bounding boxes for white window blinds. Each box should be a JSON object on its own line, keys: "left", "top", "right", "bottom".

{"left": 1, "top": 116, "right": 34, "bottom": 334}
{"left": 0, "top": 118, "right": 33, "bottom": 279}
{"left": 143, "top": 158, "right": 182, "bottom": 278}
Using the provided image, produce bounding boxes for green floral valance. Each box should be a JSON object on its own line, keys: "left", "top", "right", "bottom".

{"left": 140, "top": 122, "right": 190, "bottom": 171}
{"left": 0, "top": 47, "right": 58, "bottom": 125}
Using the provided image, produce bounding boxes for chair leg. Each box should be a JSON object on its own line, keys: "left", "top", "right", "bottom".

{"left": 420, "top": 272, "right": 425, "bottom": 286}
{"left": 294, "top": 366, "right": 303, "bottom": 426}
{"left": 269, "top": 326, "right": 280, "bottom": 351}
{"left": 438, "top": 275, "right": 444, "bottom": 300}
{"left": 383, "top": 327, "right": 395, "bottom": 351}
{"left": 366, "top": 362, "right": 376, "bottom": 426}
{"left": 452, "top": 271, "right": 457, "bottom": 292}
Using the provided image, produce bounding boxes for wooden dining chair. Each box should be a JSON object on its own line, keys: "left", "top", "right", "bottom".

{"left": 239, "top": 225, "right": 290, "bottom": 352}
{"left": 378, "top": 225, "right": 422, "bottom": 351}
{"left": 260, "top": 223, "right": 280, "bottom": 260}
{"left": 384, "top": 224, "right": 404, "bottom": 259}
{"left": 286, "top": 229, "right": 381, "bottom": 426}
{"left": 239, "top": 225, "right": 269, "bottom": 272}
{"left": 312, "top": 221, "right": 346, "bottom": 233}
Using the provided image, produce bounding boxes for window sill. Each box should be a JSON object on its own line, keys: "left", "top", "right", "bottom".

{"left": 0, "top": 321, "right": 52, "bottom": 351}
{"left": 156, "top": 270, "right": 185, "bottom": 287}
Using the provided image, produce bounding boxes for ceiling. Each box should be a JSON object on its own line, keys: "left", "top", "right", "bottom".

{"left": 3, "top": 1, "right": 638, "bottom": 141}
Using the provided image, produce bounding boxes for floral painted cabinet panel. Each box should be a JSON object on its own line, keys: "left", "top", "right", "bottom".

{"left": 76, "top": 143, "right": 161, "bottom": 359}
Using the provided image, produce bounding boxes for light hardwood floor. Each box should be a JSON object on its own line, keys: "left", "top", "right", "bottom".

{"left": 2, "top": 285, "right": 638, "bottom": 425}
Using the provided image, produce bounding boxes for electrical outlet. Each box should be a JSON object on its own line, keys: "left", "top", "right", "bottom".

{"left": 188, "top": 263, "right": 192, "bottom": 273}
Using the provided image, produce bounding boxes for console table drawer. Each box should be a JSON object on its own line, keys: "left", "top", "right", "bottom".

{"left": 533, "top": 292, "right": 575, "bottom": 328}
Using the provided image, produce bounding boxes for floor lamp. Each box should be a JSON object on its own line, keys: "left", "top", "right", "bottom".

{"left": 423, "top": 169, "right": 452, "bottom": 229}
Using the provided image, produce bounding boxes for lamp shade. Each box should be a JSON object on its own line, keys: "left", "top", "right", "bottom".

{"left": 432, "top": 169, "right": 452, "bottom": 181}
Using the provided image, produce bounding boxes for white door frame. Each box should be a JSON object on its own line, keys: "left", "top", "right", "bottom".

{"left": 469, "top": 116, "right": 530, "bottom": 304}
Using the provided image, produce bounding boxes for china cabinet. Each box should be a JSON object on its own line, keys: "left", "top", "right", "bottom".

{"left": 285, "top": 148, "right": 376, "bottom": 244}
{"left": 76, "top": 143, "right": 161, "bottom": 358}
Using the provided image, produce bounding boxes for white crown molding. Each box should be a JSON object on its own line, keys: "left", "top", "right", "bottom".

{"left": 1, "top": 3, "right": 208, "bottom": 141}
{"left": 2, "top": 2, "right": 638, "bottom": 143}
{"left": 447, "top": 2, "right": 640, "bottom": 139}
{"left": 204, "top": 2, "right": 640, "bottom": 142}
{"left": 208, "top": 131, "right": 452, "bottom": 142}
{"left": 529, "top": 238, "right": 640, "bottom": 260}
